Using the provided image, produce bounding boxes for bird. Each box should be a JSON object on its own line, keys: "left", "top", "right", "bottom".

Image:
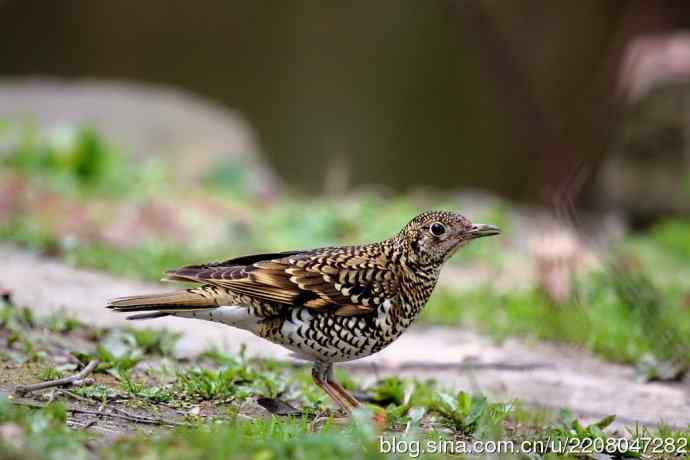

{"left": 107, "top": 210, "right": 500, "bottom": 413}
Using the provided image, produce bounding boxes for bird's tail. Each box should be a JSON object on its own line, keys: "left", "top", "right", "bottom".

{"left": 107, "top": 288, "right": 219, "bottom": 320}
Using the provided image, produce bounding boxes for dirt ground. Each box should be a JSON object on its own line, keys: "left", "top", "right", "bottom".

{"left": 2, "top": 244, "right": 689, "bottom": 429}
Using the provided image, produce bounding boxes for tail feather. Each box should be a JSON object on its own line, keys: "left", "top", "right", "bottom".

{"left": 125, "top": 312, "right": 172, "bottom": 321}
{"left": 107, "top": 289, "right": 260, "bottom": 332}
{"left": 107, "top": 289, "right": 217, "bottom": 313}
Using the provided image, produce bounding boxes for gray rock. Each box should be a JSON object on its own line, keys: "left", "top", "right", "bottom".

{"left": 0, "top": 78, "right": 278, "bottom": 195}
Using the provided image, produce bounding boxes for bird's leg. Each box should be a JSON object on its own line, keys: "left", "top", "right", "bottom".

{"left": 325, "top": 365, "right": 361, "bottom": 409}
{"left": 312, "top": 362, "right": 355, "bottom": 414}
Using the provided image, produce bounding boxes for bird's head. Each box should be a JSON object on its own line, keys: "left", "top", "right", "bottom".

{"left": 398, "top": 210, "right": 501, "bottom": 266}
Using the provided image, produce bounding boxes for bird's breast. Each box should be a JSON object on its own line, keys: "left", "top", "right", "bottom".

{"left": 262, "top": 297, "right": 419, "bottom": 363}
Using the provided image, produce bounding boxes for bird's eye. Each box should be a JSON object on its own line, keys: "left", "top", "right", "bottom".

{"left": 430, "top": 222, "right": 446, "bottom": 236}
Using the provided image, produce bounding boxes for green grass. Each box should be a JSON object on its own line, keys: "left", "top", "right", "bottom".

{"left": 643, "top": 219, "right": 690, "bottom": 261}
{"left": 422, "top": 268, "right": 690, "bottom": 374}
{"left": 3, "top": 122, "right": 690, "bottom": 458}
{"left": 1, "top": 121, "right": 509, "bottom": 280}
{"left": 419, "top": 218, "right": 690, "bottom": 375}
{"left": 3, "top": 127, "right": 689, "bottom": 377}
{"left": 0, "top": 218, "right": 199, "bottom": 281}
{"left": 0, "top": 121, "right": 166, "bottom": 198}
{"left": 107, "top": 414, "right": 383, "bottom": 460}
{"left": 0, "top": 400, "right": 92, "bottom": 460}
{"left": 2, "top": 398, "right": 685, "bottom": 460}
{"left": 3, "top": 163, "right": 689, "bottom": 375}
{"left": 2, "top": 300, "right": 689, "bottom": 460}
{"left": 0, "top": 192, "right": 507, "bottom": 282}
{"left": 0, "top": 399, "right": 388, "bottom": 460}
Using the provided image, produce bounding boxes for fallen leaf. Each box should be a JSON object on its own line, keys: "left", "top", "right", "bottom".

{"left": 256, "top": 397, "right": 301, "bottom": 416}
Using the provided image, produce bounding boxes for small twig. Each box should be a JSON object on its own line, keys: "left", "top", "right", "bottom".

{"left": 107, "top": 405, "right": 191, "bottom": 427}
{"left": 309, "top": 410, "right": 328, "bottom": 432}
{"left": 65, "top": 353, "right": 84, "bottom": 366}
{"left": 8, "top": 397, "right": 191, "bottom": 427}
{"left": 14, "top": 359, "right": 100, "bottom": 396}
{"left": 58, "top": 389, "right": 96, "bottom": 405}
{"left": 61, "top": 389, "right": 192, "bottom": 427}
{"left": 83, "top": 419, "right": 97, "bottom": 429}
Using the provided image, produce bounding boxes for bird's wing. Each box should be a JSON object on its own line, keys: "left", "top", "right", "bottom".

{"left": 164, "top": 248, "right": 398, "bottom": 316}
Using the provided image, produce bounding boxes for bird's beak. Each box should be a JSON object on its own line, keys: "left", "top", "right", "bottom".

{"left": 465, "top": 223, "right": 501, "bottom": 240}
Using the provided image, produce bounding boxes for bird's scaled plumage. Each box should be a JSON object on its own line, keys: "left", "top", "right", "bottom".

{"left": 107, "top": 210, "right": 500, "bottom": 413}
